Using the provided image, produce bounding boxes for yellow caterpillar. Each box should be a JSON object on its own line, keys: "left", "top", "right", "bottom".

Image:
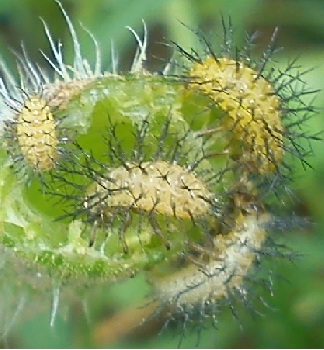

{"left": 189, "top": 57, "right": 283, "bottom": 173}
{"left": 85, "top": 160, "right": 213, "bottom": 220}
{"left": 83, "top": 160, "right": 217, "bottom": 252}
{"left": 15, "top": 96, "right": 58, "bottom": 172}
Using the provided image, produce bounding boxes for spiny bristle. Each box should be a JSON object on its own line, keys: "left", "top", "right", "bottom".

{"left": 41, "top": 0, "right": 102, "bottom": 81}
{"left": 0, "top": 0, "right": 151, "bottom": 127}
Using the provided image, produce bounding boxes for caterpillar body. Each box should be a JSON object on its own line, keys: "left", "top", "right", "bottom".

{"left": 84, "top": 160, "right": 213, "bottom": 220}
{"left": 13, "top": 95, "right": 58, "bottom": 172}
{"left": 83, "top": 160, "right": 219, "bottom": 252}
{"left": 152, "top": 209, "right": 268, "bottom": 306}
{"left": 189, "top": 57, "right": 283, "bottom": 174}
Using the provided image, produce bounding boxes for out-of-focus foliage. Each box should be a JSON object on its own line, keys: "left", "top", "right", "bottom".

{"left": 0, "top": 0, "right": 323, "bottom": 348}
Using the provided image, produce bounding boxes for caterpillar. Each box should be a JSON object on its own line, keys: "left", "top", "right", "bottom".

{"left": 83, "top": 160, "right": 217, "bottom": 252}
{"left": 14, "top": 95, "right": 58, "bottom": 172}
{"left": 50, "top": 114, "right": 224, "bottom": 254}
{"left": 189, "top": 56, "right": 283, "bottom": 174}
{"left": 151, "top": 201, "right": 268, "bottom": 307}
{"left": 174, "top": 23, "right": 316, "bottom": 186}
{"left": 84, "top": 160, "right": 212, "bottom": 220}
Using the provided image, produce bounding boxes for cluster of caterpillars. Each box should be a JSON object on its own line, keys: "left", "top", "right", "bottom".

{"left": 0, "top": 5, "right": 317, "bottom": 338}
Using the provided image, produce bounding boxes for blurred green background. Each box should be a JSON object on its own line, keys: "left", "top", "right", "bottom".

{"left": 0, "top": 0, "right": 324, "bottom": 348}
